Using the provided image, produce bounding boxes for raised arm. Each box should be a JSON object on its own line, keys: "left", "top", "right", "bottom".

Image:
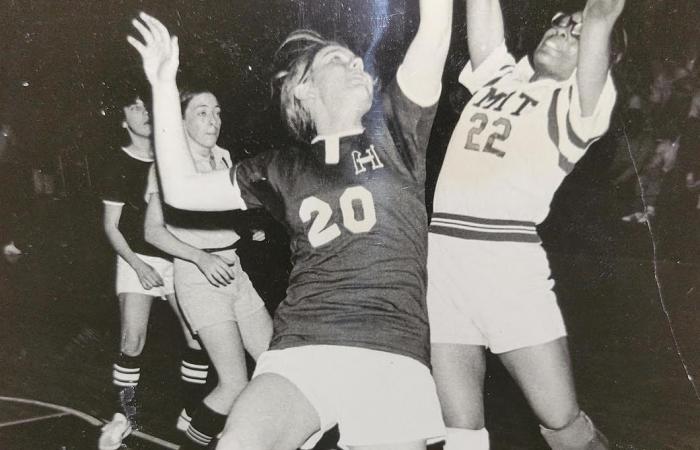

{"left": 127, "top": 13, "right": 243, "bottom": 212}
{"left": 399, "top": 0, "right": 453, "bottom": 105}
{"left": 466, "top": 0, "right": 505, "bottom": 70}
{"left": 577, "top": 0, "right": 625, "bottom": 116}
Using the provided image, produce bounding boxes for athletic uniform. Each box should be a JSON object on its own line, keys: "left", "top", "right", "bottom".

{"left": 230, "top": 67, "right": 444, "bottom": 447}
{"left": 428, "top": 42, "right": 617, "bottom": 352}
{"left": 101, "top": 146, "right": 173, "bottom": 298}
{"left": 145, "top": 146, "right": 265, "bottom": 333}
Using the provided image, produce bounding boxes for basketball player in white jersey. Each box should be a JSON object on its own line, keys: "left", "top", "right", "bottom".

{"left": 428, "top": 0, "right": 625, "bottom": 448}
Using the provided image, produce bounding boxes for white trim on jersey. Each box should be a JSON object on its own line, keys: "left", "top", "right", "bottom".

{"left": 312, "top": 128, "right": 364, "bottom": 164}
{"left": 120, "top": 146, "right": 154, "bottom": 163}
{"left": 102, "top": 200, "right": 125, "bottom": 207}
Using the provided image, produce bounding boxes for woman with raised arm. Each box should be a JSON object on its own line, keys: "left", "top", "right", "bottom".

{"left": 128, "top": 1, "right": 451, "bottom": 448}
{"left": 143, "top": 87, "right": 272, "bottom": 448}
{"left": 427, "top": 0, "right": 624, "bottom": 449}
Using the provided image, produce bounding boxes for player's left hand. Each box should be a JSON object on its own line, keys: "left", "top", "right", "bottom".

{"left": 583, "top": 0, "right": 625, "bottom": 22}
{"left": 127, "top": 12, "right": 179, "bottom": 86}
{"left": 251, "top": 229, "right": 266, "bottom": 242}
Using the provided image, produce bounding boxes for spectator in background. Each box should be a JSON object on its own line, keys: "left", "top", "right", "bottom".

{"left": 617, "top": 57, "right": 695, "bottom": 223}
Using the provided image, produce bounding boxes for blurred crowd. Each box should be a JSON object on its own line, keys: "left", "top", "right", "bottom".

{"left": 611, "top": 50, "right": 700, "bottom": 261}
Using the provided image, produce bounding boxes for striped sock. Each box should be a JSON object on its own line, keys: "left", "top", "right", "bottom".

{"left": 185, "top": 403, "right": 227, "bottom": 448}
{"left": 112, "top": 353, "right": 142, "bottom": 421}
{"left": 180, "top": 348, "right": 210, "bottom": 418}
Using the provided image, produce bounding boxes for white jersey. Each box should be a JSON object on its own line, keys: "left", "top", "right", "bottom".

{"left": 431, "top": 42, "right": 616, "bottom": 242}
{"left": 146, "top": 145, "right": 241, "bottom": 249}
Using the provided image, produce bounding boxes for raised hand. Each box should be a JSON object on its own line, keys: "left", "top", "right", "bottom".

{"left": 583, "top": 0, "right": 625, "bottom": 22}
{"left": 127, "top": 12, "right": 179, "bottom": 86}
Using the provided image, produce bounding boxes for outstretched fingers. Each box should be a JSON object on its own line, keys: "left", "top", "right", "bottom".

{"left": 126, "top": 34, "right": 146, "bottom": 55}
{"left": 132, "top": 17, "right": 155, "bottom": 44}
{"left": 126, "top": 12, "right": 180, "bottom": 84}
{"left": 141, "top": 12, "right": 171, "bottom": 43}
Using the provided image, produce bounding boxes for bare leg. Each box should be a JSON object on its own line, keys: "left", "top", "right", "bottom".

{"left": 237, "top": 307, "right": 273, "bottom": 361}
{"left": 431, "top": 343, "right": 487, "bottom": 429}
{"left": 166, "top": 293, "right": 201, "bottom": 350}
{"left": 498, "top": 337, "right": 579, "bottom": 429}
{"left": 217, "top": 373, "right": 320, "bottom": 450}
{"left": 196, "top": 321, "right": 248, "bottom": 414}
{"left": 431, "top": 343, "right": 490, "bottom": 449}
{"left": 118, "top": 293, "right": 155, "bottom": 355}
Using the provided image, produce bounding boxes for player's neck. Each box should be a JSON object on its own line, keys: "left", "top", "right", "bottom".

{"left": 314, "top": 114, "right": 363, "bottom": 138}
{"left": 311, "top": 96, "right": 365, "bottom": 138}
{"left": 126, "top": 133, "right": 153, "bottom": 158}
{"left": 187, "top": 138, "right": 213, "bottom": 160}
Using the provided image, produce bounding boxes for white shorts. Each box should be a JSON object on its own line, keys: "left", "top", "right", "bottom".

{"left": 115, "top": 253, "right": 174, "bottom": 299}
{"left": 174, "top": 249, "right": 265, "bottom": 332}
{"left": 427, "top": 233, "right": 567, "bottom": 353}
{"left": 253, "top": 345, "right": 445, "bottom": 449}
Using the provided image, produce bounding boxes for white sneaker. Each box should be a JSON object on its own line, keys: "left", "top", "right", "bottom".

{"left": 98, "top": 413, "right": 132, "bottom": 450}
{"left": 176, "top": 408, "right": 192, "bottom": 432}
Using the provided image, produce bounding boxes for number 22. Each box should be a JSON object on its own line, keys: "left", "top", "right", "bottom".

{"left": 464, "top": 112, "right": 512, "bottom": 158}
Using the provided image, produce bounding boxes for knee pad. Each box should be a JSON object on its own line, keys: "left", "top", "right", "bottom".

{"left": 540, "top": 410, "right": 608, "bottom": 450}
{"left": 445, "top": 427, "right": 489, "bottom": 450}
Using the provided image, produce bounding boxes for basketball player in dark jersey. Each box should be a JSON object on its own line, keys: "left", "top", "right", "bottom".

{"left": 128, "top": 2, "right": 451, "bottom": 448}
{"left": 98, "top": 88, "right": 202, "bottom": 450}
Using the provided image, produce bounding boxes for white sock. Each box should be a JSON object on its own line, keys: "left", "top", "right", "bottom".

{"left": 444, "top": 427, "right": 489, "bottom": 450}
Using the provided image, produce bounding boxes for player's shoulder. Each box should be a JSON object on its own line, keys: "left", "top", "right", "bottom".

{"left": 212, "top": 145, "right": 230, "bottom": 160}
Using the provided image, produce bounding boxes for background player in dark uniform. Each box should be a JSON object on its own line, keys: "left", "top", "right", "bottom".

{"left": 127, "top": 2, "right": 452, "bottom": 448}
{"left": 98, "top": 86, "right": 201, "bottom": 450}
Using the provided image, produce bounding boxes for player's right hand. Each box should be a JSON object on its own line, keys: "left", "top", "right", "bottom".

{"left": 194, "top": 252, "right": 235, "bottom": 287}
{"left": 127, "top": 12, "right": 179, "bottom": 86}
{"left": 135, "top": 262, "right": 164, "bottom": 290}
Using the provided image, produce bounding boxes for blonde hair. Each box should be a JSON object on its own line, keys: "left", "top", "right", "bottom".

{"left": 272, "top": 30, "right": 344, "bottom": 143}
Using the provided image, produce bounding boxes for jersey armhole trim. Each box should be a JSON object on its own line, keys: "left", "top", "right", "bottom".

{"left": 102, "top": 200, "right": 125, "bottom": 207}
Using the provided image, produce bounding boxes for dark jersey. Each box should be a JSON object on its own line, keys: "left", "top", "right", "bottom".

{"left": 100, "top": 147, "right": 168, "bottom": 258}
{"left": 232, "top": 79, "right": 437, "bottom": 366}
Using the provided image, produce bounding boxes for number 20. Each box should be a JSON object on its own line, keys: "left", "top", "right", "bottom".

{"left": 299, "top": 186, "right": 377, "bottom": 248}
